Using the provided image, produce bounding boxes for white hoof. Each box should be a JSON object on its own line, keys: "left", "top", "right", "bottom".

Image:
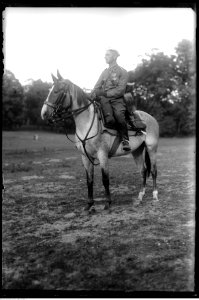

{"left": 133, "top": 198, "right": 141, "bottom": 207}
{"left": 153, "top": 190, "right": 158, "bottom": 201}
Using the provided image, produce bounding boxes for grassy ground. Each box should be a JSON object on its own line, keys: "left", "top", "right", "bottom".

{"left": 2, "top": 131, "right": 195, "bottom": 292}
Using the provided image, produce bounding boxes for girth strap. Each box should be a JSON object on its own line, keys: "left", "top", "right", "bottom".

{"left": 108, "top": 135, "right": 122, "bottom": 158}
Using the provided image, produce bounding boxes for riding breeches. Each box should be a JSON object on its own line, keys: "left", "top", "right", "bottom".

{"left": 99, "top": 97, "right": 115, "bottom": 127}
{"left": 99, "top": 96, "right": 129, "bottom": 140}
{"left": 110, "top": 98, "right": 129, "bottom": 141}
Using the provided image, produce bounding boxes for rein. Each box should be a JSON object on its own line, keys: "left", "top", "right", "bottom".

{"left": 73, "top": 103, "right": 101, "bottom": 166}
{"left": 64, "top": 102, "right": 101, "bottom": 166}
{"left": 44, "top": 87, "right": 100, "bottom": 165}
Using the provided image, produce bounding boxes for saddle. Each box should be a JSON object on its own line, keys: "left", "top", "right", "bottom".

{"left": 95, "top": 92, "right": 144, "bottom": 137}
{"left": 91, "top": 82, "right": 145, "bottom": 135}
{"left": 95, "top": 102, "right": 141, "bottom": 137}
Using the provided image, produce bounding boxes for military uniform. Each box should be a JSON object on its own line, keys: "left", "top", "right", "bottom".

{"left": 93, "top": 63, "right": 129, "bottom": 141}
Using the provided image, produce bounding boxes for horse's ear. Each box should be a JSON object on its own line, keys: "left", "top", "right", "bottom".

{"left": 51, "top": 73, "right": 58, "bottom": 83}
{"left": 57, "top": 70, "right": 63, "bottom": 80}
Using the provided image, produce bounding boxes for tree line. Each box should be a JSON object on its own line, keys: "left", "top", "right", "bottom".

{"left": 2, "top": 39, "right": 195, "bottom": 136}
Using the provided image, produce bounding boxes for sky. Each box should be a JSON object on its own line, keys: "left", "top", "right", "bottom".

{"left": 3, "top": 7, "right": 196, "bottom": 89}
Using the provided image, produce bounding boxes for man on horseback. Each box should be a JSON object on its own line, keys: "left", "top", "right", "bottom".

{"left": 91, "top": 49, "right": 146, "bottom": 152}
{"left": 91, "top": 49, "right": 131, "bottom": 151}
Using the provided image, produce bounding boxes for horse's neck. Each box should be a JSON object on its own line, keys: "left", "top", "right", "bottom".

{"left": 74, "top": 102, "right": 93, "bottom": 124}
{"left": 72, "top": 88, "right": 97, "bottom": 139}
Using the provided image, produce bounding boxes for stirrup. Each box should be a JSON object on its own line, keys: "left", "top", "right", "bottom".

{"left": 122, "top": 140, "right": 131, "bottom": 151}
{"left": 141, "top": 130, "right": 146, "bottom": 135}
{"left": 135, "top": 129, "right": 146, "bottom": 136}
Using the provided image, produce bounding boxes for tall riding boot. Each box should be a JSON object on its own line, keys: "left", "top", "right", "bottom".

{"left": 120, "top": 126, "right": 131, "bottom": 151}
{"left": 111, "top": 98, "right": 131, "bottom": 151}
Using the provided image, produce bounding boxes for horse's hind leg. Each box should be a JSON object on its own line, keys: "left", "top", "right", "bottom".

{"left": 81, "top": 155, "right": 94, "bottom": 211}
{"left": 145, "top": 134, "right": 158, "bottom": 200}
{"left": 148, "top": 150, "right": 158, "bottom": 201}
{"left": 132, "top": 144, "right": 148, "bottom": 203}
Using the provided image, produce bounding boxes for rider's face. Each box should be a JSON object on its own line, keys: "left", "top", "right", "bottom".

{"left": 105, "top": 51, "right": 115, "bottom": 64}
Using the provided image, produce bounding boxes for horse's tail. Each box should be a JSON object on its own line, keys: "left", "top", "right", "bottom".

{"left": 132, "top": 142, "right": 151, "bottom": 177}
{"left": 145, "top": 145, "right": 151, "bottom": 178}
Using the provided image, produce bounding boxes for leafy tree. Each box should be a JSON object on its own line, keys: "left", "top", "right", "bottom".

{"left": 128, "top": 40, "right": 195, "bottom": 136}
{"left": 171, "top": 39, "right": 195, "bottom": 135}
{"left": 23, "top": 79, "right": 75, "bottom": 132}
{"left": 2, "top": 70, "right": 25, "bottom": 129}
{"left": 128, "top": 52, "right": 177, "bottom": 134}
{"left": 23, "top": 79, "right": 52, "bottom": 127}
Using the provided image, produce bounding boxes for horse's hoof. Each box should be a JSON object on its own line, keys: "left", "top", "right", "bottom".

{"left": 84, "top": 203, "right": 94, "bottom": 211}
{"left": 133, "top": 198, "right": 141, "bottom": 207}
{"left": 153, "top": 190, "right": 158, "bottom": 201}
{"left": 103, "top": 207, "right": 111, "bottom": 214}
{"left": 104, "top": 203, "right": 111, "bottom": 210}
{"left": 89, "top": 206, "right": 96, "bottom": 214}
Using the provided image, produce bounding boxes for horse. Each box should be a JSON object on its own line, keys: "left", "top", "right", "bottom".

{"left": 41, "top": 70, "right": 159, "bottom": 211}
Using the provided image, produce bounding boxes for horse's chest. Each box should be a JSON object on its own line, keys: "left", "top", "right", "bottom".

{"left": 75, "top": 139, "right": 97, "bottom": 155}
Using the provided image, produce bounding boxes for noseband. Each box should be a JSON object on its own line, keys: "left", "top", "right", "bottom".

{"left": 44, "top": 89, "right": 73, "bottom": 124}
{"left": 44, "top": 87, "right": 95, "bottom": 124}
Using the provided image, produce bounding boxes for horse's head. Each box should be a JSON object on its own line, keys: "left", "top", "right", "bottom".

{"left": 41, "top": 70, "right": 73, "bottom": 123}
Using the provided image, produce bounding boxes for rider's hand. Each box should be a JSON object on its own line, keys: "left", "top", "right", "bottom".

{"left": 95, "top": 89, "right": 107, "bottom": 97}
{"left": 90, "top": 91, "right": 97, "bottom": 100}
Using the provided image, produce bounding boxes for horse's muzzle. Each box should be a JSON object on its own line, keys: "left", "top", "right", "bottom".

{"left": 41, "top": 103, "right": 51, "bottom": 120}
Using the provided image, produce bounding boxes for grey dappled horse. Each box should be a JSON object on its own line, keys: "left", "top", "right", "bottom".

{"left": 41, "top": 71, "right": 159, "bottom": 211}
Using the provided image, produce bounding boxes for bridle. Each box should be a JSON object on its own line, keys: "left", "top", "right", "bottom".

{"left": 43, "top": 85, "right": 101, "bottom": 165}
{"left": 44, "top": 88, "right": 72, "bottom": 124}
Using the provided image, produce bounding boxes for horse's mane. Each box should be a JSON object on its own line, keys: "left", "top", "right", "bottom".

{"left": 66, "top": 79, "right": 90, "bottom": 107}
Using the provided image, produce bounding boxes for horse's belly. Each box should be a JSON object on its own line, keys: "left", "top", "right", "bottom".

{"left": 130, "top": 135, "right": 145, "bottom": 150}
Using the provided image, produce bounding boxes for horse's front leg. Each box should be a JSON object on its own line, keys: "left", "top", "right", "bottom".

{"left": 81, "top": 155, "right": 94, "bottom": 211}
{"left": 98, "top": 151, "right": 111, "bottom": 210}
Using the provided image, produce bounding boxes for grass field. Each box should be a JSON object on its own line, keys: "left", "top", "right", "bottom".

{"left": 2, "top": 131, "right": 195, "bottom": 293}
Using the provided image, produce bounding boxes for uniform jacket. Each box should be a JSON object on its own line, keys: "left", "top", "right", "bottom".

{"left": 94, "top": 63, "right": 128, "bottom": 99}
